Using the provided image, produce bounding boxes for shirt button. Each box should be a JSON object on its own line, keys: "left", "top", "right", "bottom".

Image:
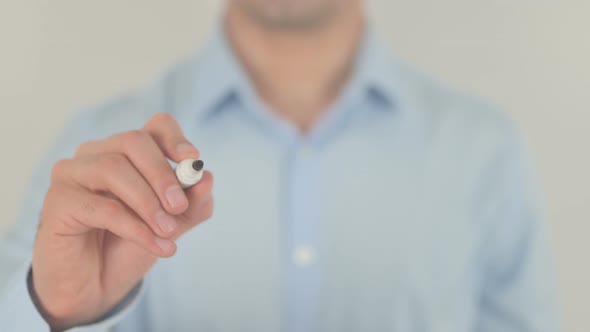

{"left": 293, "top": 245, "right": 317, "bottom": 267}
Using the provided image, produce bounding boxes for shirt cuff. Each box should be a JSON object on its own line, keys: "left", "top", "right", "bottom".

{"left": 0, "top": 262, "right": 144, "bottom": 332}
{"left": 0, "top": 263, "right": 49, "bottom": 331}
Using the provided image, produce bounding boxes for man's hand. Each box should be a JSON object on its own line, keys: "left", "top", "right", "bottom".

{"left": 31, "top": 113, "right": 214, "bottom": 330}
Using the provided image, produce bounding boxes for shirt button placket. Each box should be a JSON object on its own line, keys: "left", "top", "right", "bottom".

{"left": 285, "top": 141, "right": 322, "bottom": 332}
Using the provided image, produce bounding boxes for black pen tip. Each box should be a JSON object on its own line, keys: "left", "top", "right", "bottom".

{"left": 192, "top": 160, "right": 204, "bottom": 172}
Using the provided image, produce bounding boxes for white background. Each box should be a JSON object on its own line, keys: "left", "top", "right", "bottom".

{"left": 1, "top": 1, "right": 588, "bottom": 330}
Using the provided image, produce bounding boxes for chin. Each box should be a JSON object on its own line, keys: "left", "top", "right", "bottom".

{"left": 234, "top": 0, "right": 346, "bottom": 30}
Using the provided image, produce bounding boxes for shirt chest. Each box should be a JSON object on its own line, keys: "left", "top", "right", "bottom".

{"left": 146, "top": 119, "right": 481, "bottom": 331}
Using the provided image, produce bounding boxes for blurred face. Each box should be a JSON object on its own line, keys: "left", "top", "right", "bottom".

{"left": 231, "top": 0, "right": 352, "bottom": 30}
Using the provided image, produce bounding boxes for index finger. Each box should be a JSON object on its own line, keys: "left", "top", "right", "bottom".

{"left": 143, "top": 113, "right": 200, "bottom": 163}
{"left": 75, "top": 131, "right": 189, "bottom": 215}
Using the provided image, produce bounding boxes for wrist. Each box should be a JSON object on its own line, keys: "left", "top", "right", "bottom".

{"left": 28, "top": 268, "right": 90, "bottom": 331}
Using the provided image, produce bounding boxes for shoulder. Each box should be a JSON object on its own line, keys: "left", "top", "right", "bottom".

{"left": 68, "top": 56, "right": 201, "bottom": 141}
{"left": 393, "top": 61, "right": 524, "bottom": 158}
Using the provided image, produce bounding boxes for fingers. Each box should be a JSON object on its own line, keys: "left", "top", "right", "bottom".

{"left": 49, "top": 163, "right": 214, "bottom": 253}
{"left": 58, "top": 113, "right": 212, "bottom": 246}
{"left": 53, "top": 156, "right": 179, "bottom": 238}
{"left": 51, "top": 186, "right": 176, "bottom": 258}
{"left": 176, "top": 171, "right": 215, "bottom": 235}
{"left": 75, "top": 129, "right": 189, "bottom": 215}
{"left": 142, "top": 113, "right": 200, "bottom": 162}
{"left": 185, "top": 171, "right": 214, "bottom": 212}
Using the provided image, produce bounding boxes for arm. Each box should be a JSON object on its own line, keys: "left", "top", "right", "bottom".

{"left": 475, "top": 125, "right": 561, "bottom": 331}
{"left": 0, "top": 112, "right": 143, "bottom": 331}
{"left": 0, "top": 111, "right": 213, "bottom": 331}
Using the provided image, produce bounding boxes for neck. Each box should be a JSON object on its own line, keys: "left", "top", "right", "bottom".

{"left": 225, "top": 2, "right": 365, "bottom": 132}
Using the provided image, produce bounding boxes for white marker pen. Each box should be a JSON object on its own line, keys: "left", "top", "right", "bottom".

{"left": 175, "top": 159, "right": 204, "bottom": 189}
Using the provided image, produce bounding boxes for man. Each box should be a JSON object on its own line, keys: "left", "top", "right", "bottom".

{"left": 0, "top": 0, "right": 560, "bottom": 331}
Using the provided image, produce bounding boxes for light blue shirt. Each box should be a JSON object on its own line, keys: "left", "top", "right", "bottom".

{"left": 0, "top": 25, "right": 560, "bottom": 331}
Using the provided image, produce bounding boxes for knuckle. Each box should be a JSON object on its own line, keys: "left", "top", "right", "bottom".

{"left": 74, "top": 140, "right": 96, "bottom": 156}
{"left": 154, "top": 172, "right": 176, "bottom": 192}
{"left": 149, "top": 112, "right": 175, "bottom": 127}
{"left": 99, "top": 198, "right": 123, "bottom": 220}
{"left": 139, "top": 194, "right": 162, "bottom": 215}
{"left": 43, "top": 186, "right": 59, "bottom": 202}
{"left": 50, "top": 159, "right": 72, "bottom": 181}
{"left": 45, "top": 184, "right": 68, "bottom": 202}
{"left": 122, "top": 129, "right": 151, "bottom": 149}
{"left": 99, "top": 153, "right": 128, "bottom": 173}
{"left": 40, "top": 186, "right": 64, "bottom": 223}
{"left": 126, "top": 220, "right": 149, "bottom": 240}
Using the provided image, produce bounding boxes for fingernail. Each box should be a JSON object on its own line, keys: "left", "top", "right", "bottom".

{"left": 156, "top": 210, "right": 177, "bottom": 233}
{"left": 176, "top": 142, "right": 196, "bottom": 155}
{"left": 155, "top": 237, "right": 175, "bottom": 253}
{"left": 166, "top": 185, "right": 188, "bottom": 209}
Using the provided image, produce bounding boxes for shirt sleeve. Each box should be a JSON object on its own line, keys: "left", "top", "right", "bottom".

{"left": 0, "top": 110, "right": 145, "bottom": 331}
{"left": 0, "top": 263, "right": 50, "bottom": 331}
{"left": 475, "top": 123, "right": 561, "bottom": 331}
{"left": 0, "top": 262, "right": 144, "bottom": 332}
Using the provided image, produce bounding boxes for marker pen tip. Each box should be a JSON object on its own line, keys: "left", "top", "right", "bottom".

{"left": 192, "top": 160, "right": 204, "bottom": 172}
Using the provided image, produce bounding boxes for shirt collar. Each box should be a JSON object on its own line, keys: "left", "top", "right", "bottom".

{"left": 187, "top": 23, "right": 251, "bottom": 120}
{"left": 352, "top": 25, "right": 400, "bottom": 110}
{"left": 186, "top": 22, "right": 401, "bottom": 120}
